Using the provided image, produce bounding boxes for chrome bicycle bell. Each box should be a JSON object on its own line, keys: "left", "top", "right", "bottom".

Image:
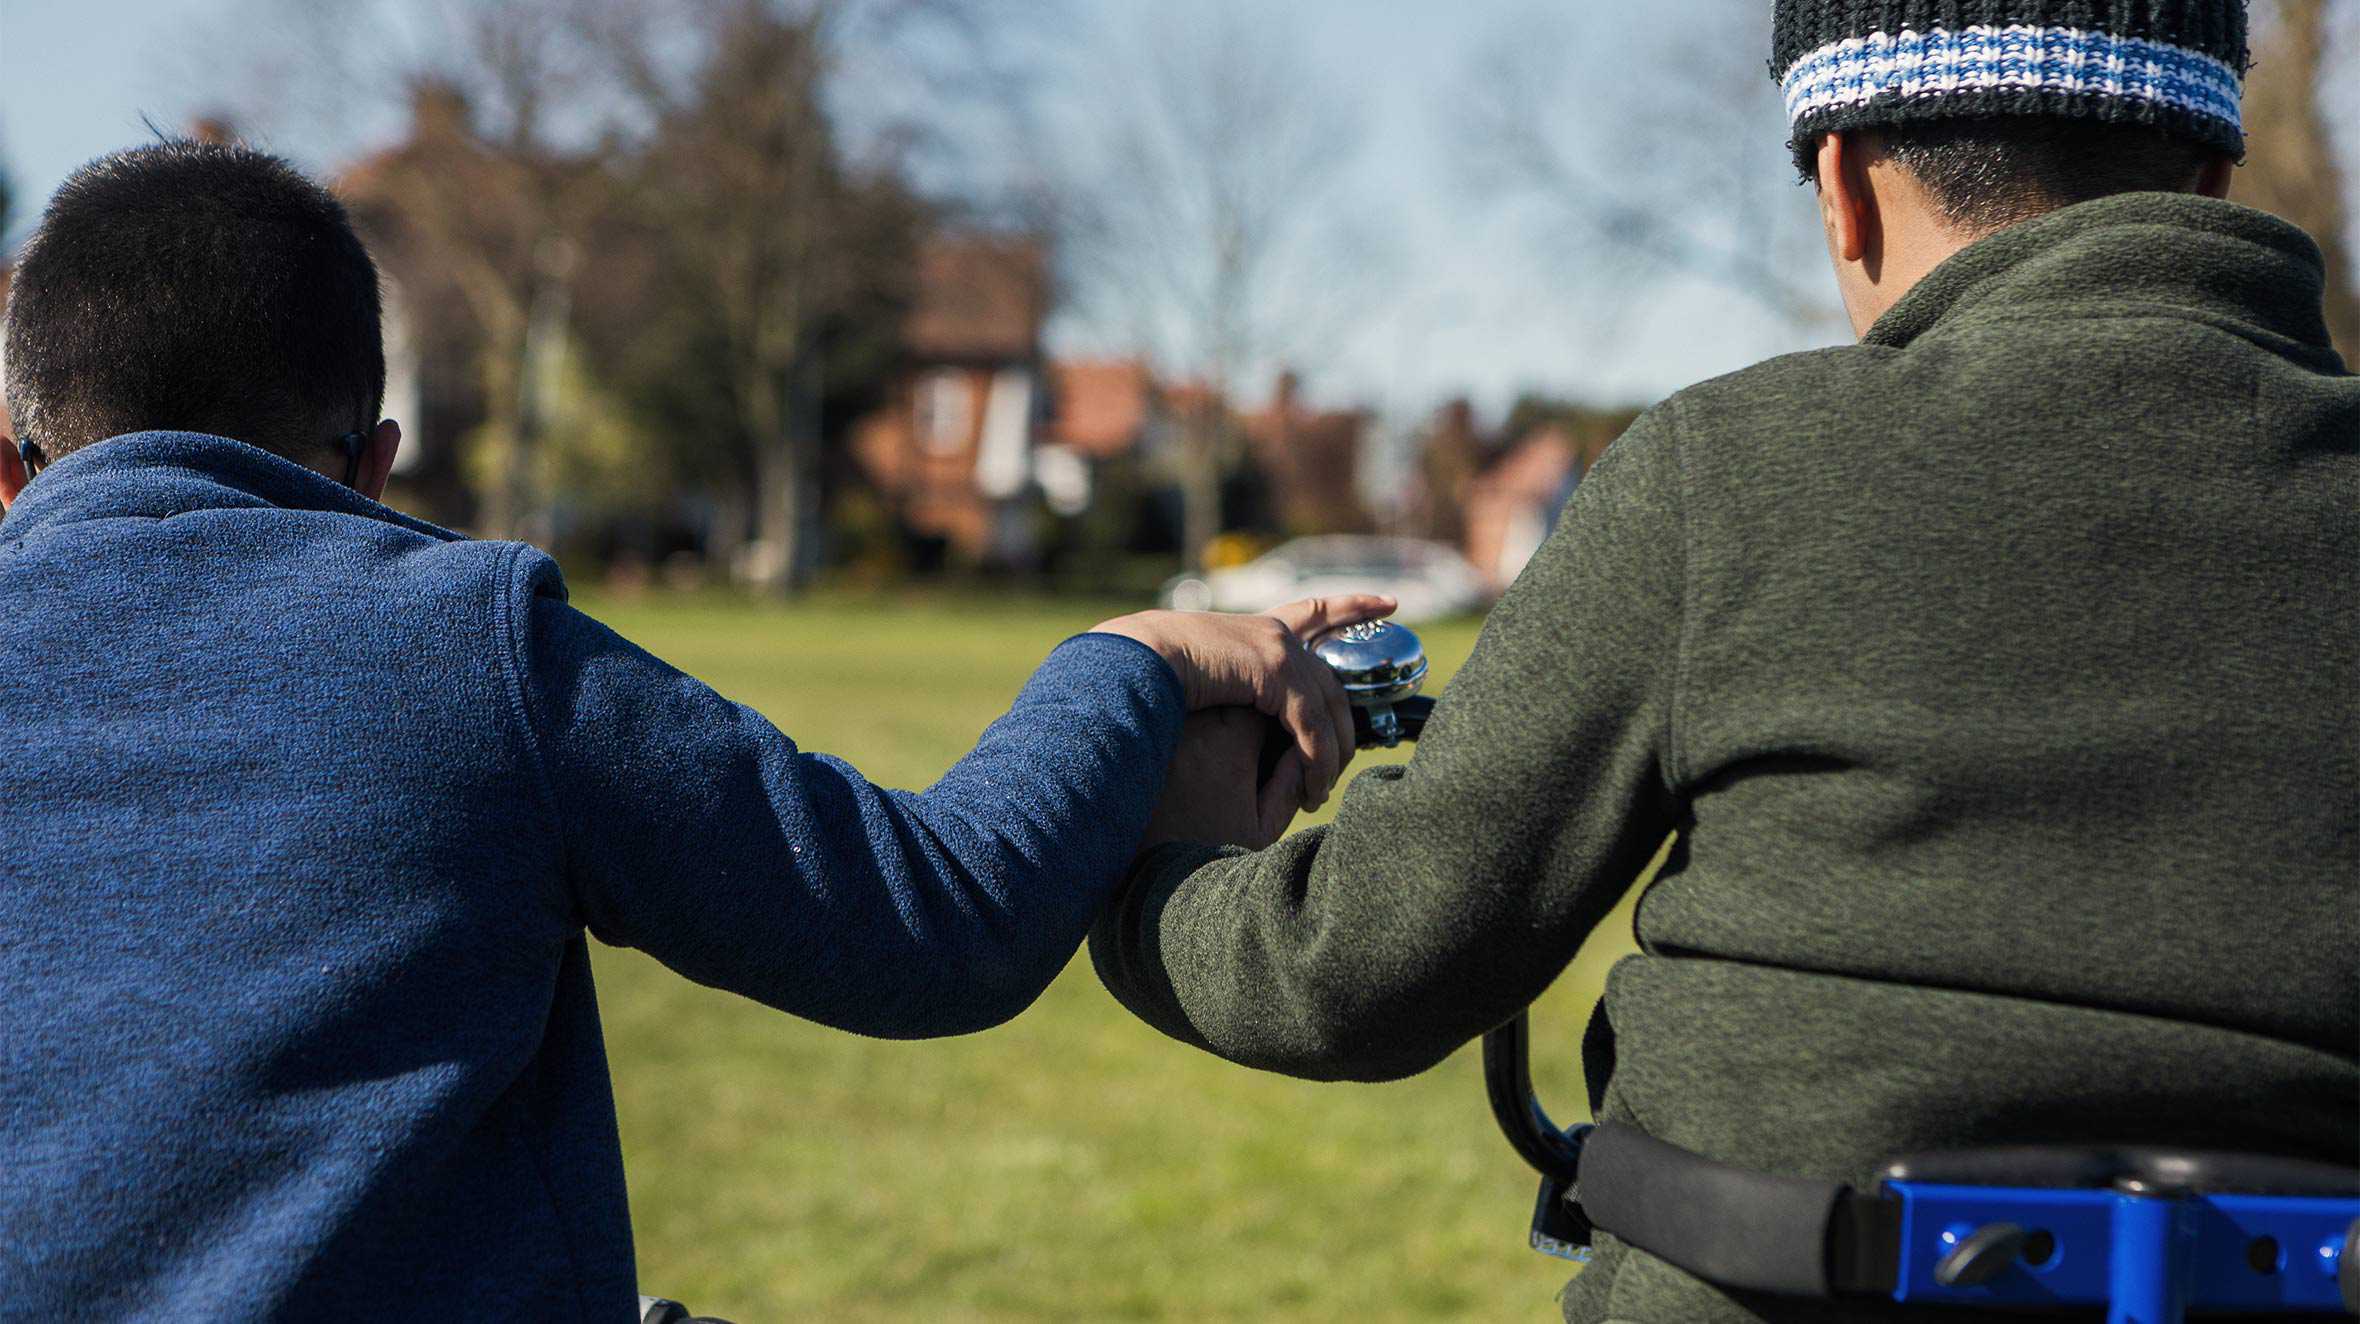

{"left": 1312, "top": 619, "right": 1429, "bottom": 747}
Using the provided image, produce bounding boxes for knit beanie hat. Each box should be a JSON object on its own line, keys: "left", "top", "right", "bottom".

{"left": 1772, "top": 1, "right": 2250, "bottom": 173}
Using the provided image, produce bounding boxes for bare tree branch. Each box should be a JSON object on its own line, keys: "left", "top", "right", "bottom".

{"left": 1054, "top": 3, "right": 1384, "bottom": 569}
{"left": 1456, "top": 1, "right": 1843, "bottom": 335}
{"left": 2239, "top": 0, "right": 2360, "bottom": 364}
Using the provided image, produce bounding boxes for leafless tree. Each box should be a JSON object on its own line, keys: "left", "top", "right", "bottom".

{"left": 2238, "top": 0, "right": 2360, "bottom": 366}
{"left": 1056, "top": 4, "right": 1376, "bottom": 572}
{"left": 176, "top": 0, "right": 1038, "bottom": 576}
{"left": 1457, "top": 0, "right": 1844, "bottom": 339}
{"left": 595, "top": 0, "right": 858, "bottom": 588}
{"left": 1462, "top": 0, "right": 2360, "bottom": 358}
{"left": 179, "top": 0, "right": 613, "bottom": 543}
{"left": 586, "top": 0, "right": 1034, "bottom": 591}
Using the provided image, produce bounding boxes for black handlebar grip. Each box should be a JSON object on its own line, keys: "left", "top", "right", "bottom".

{"left": 1350, "top": 695, "right": 1437, "bottom": 748}
{"left": 1263, "top": 695, "right": 1441, "bottom": 785}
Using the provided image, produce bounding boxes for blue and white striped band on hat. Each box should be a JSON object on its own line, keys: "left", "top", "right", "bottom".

{"left": 1781, "top": 24, "right": 2244, "bottom": 142}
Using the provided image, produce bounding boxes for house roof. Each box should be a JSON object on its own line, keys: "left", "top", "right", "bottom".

{"left": 906, "top": 235, "right": 1049, "bottom": 363}
{"left": 1241, "top": 373, "right": 1365, "bottom": 468}
{"left": 333, "top": 84, "right": 478, "bottom": 205}
{"left": 1470, "top": 424, "right": 1579, "bottom": 503}
{"left": 1158, "top": 379, "right": 1224, "bottom": 422}
{"left": 1238, "top": 373, "right": 1374, "bottom": 533}
{"left": 1048, "top": 357, "right": 1154, "bottom": 457}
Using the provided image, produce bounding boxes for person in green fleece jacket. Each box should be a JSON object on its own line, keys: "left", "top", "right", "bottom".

{"left": 1091, "top": 1, "right": 2357, "bottom": 1320}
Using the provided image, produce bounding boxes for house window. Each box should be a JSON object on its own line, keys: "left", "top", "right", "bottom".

{"left": 916, "top": 369, "right": 972, "bottom": 455}
{"left": 973, "top": 367, "right": 1035, "bottom": 500}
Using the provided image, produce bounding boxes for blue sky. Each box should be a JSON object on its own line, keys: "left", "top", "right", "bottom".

{"left": 1, "top": 0, "right": 1836, "bottom": 419}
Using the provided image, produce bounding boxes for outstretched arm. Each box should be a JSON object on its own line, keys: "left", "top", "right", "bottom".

{"left": 1090, "top": 410, "right": 1688, "bottom": 1080}
{"left": 515, "top": 586, "right": 1388, "bottom": 1039}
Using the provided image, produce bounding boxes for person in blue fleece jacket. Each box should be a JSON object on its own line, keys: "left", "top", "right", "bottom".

{"left": 0, "top": 142, "right": 1383, "bottom": 1322}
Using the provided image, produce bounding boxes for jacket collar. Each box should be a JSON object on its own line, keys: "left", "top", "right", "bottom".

{"left": 1864, "top": 194, "right": 2344, "bottom": 372}
{"left": 0, "top": 431, "right": 462, "bottom": 544}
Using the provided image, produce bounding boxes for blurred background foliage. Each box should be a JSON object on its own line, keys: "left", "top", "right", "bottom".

{"left": 7, "top": 0, "right": 2347, "bottom": 601}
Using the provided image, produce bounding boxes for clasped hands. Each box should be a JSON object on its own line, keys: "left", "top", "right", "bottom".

{"left": 1094, "top": 594, "right": 1396, "bottom": 852}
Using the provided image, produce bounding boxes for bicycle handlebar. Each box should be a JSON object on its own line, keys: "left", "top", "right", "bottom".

{"left": 1317, "top": 622, "right": 1581, "bottom": 1189}
{"left": 1482, "top": 1013, "right": 1587, "bottom": 1181}
{"left": 1349, "top": 694, "right": 1434, "bottom": 748}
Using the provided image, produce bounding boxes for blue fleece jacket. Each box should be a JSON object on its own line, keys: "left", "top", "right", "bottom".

{"left": 0, "top": 432, "right": 1186, "bottom": 1321}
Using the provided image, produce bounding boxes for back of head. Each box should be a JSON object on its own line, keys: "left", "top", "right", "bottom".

{"left": 1867, "top": 118, "right": 2222, "bottom": 234}
{"left": 1771, "top": 0, "right": 2250, "bottom": 232}
{"left": 2, "top": 140, "right": 384, "bottom": 467}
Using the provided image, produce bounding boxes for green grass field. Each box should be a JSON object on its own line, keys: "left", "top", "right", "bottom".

{"left": 577, "top": 591, "right": 1643, "bottom": 1322}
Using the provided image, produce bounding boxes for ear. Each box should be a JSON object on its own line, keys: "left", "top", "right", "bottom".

{"left": 357, "top": 418, "right": 402, "bottom": 502}
{"left": 0, "top": 439, "right": 28, "bottom": 512}
{"left": 1816, "top": 130, "right": 1875, "bottom": 264}
{"left": 2195, "top": 154, "right": 2234, "bottom": 200}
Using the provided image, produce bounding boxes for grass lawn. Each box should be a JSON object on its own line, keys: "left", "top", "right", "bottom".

{"left": 577, "top": 590, "right": 1644, "bottom": 1322}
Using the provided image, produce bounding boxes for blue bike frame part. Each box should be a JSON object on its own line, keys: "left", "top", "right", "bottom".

{"left": 2107, "top": 1193, "right": 2187, "bottom": 1324}
{"left": 1887, "top": 1181, "right": 2358, "bottom": 1321}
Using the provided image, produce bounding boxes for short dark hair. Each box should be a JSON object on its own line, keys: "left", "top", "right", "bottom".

{"left": 1800, "top": 118, "right": 2221, "bottom": 234}
{"left": 2, "top": 141, "right": 384, "bottom": 465}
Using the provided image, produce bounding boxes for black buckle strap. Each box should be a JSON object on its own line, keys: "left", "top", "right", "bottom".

{"left": 1827, "top": 1186, "right": 1901, "bottom": 1295}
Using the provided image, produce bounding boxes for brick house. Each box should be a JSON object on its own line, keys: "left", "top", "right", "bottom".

{"left": 1456, "top": 407, "right": 1637, "bottom": 589}
{"left": 847, "top": 220, "right": 1383, "bottom": 563}
{"left": 332, "top": 88, "right": 523, "bottom": 528}
{"left": 847, "top": 234, "right": 1050, "bottom": 564}
{"left": 1037, "top": 361, "right": 1376, "bottom": 540}
{"left": 1238, "top": 371, "right": 1375, "bottom": 536}
{"left": 1460, "top": 425, "right": 1581, "bottom": 592}
{"left": 1407, "top": 398, "right": 1487, "bottom": 549}
{"left": 1037, "top": 356, "right": 1159, "bottom": 518}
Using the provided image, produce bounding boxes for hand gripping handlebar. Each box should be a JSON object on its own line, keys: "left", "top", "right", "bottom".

{"left": 1312, "top": 621, "right": 1591, "bottom": 1251}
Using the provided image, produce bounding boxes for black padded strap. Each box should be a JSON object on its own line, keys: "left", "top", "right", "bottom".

{"left": 1578, "top": 1122, "right": 1874, "bottom": 1299}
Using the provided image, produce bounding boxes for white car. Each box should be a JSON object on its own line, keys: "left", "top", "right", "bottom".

{"left": 1158, "top": 535, "right": 1491, "bottom": 624}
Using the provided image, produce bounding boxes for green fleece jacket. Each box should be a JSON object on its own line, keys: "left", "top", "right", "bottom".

{"left": 1090, "top": 193, "right": 2359, "bottom": 1323}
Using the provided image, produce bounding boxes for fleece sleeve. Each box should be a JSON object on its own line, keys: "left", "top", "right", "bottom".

{"left": 1089, "top": 407, "right": 1687, "bottom": 1081}
{"left": 513, "top": 594, "right": 1186, "bottom": 1039}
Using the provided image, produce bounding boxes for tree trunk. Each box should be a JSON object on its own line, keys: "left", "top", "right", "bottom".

{"left": 751, "top": 429, "right": 801, "bottom": 593}
{"left": 2240, "top": 0, "right": 2359, "bottom": 364}
{"left": 706, "top": 481, "right": 750, "bottom": 582}
{"left": 740, "top": 352, "right": 807, "bottom": 595}
{"left": 475, "top": 315, "right": 529, "bottom": 542}
{"left": 503, "top": 329, "right": 544, "bottom": 545}
{"left": 1179, "top": 411, "right": 1224, "bottom": 574}
{"left": 505, "top": 243, "right": 574, "bottom": 549}
{"left": 788, "top": 353, "right": 824, "bottom": 586}
{"left": 474, "top": 257, "right": 571, "bottom": 548}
